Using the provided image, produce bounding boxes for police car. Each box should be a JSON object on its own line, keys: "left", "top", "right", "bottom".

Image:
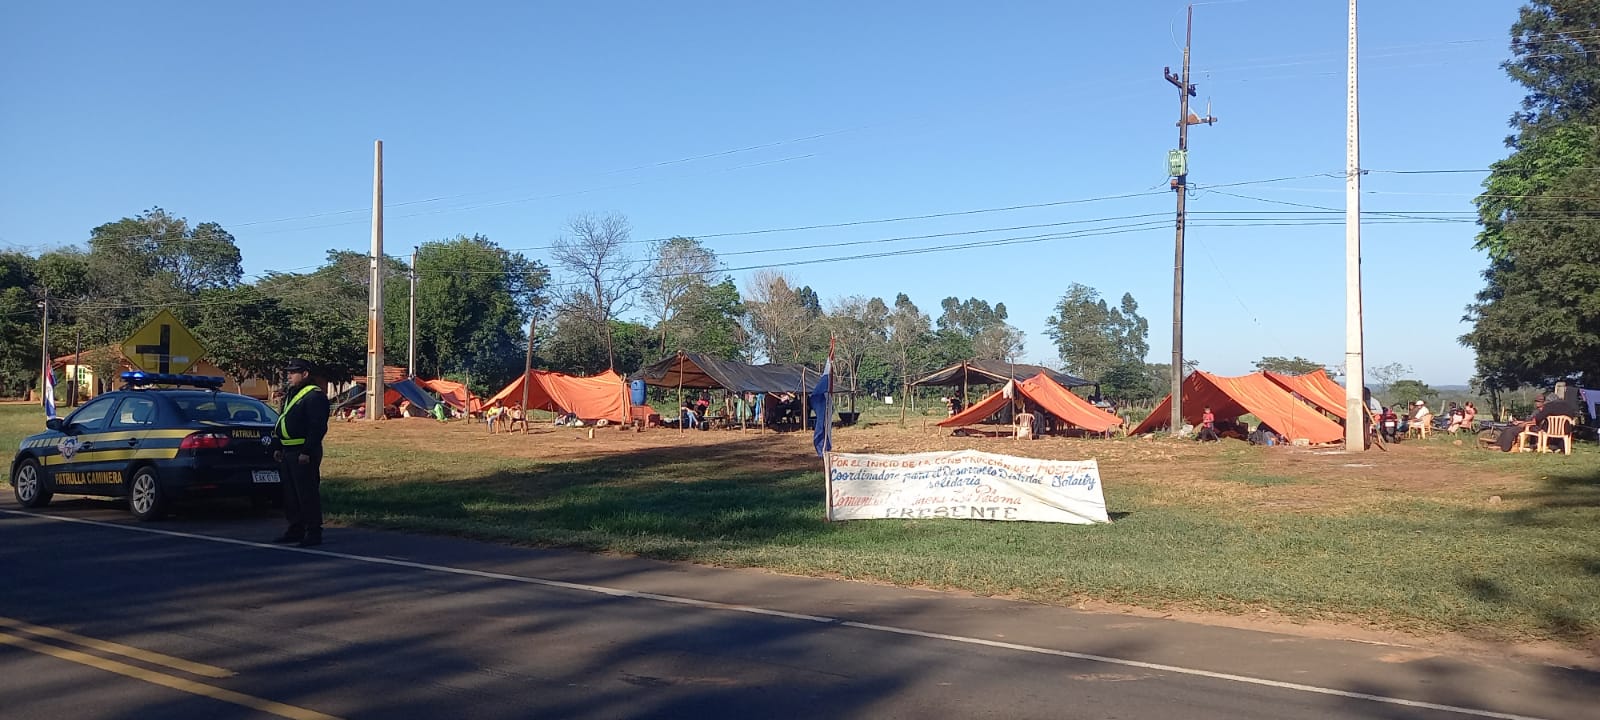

{"left": 10, "top": 372, "right": 281, "bottom": 521}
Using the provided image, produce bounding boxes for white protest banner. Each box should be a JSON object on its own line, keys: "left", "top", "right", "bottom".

{"left": 826, "top": 449, "right": 1109, "bottom": 524}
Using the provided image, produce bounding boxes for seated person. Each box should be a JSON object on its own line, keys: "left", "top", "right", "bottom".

{"left": 680, "top": 404, "right": 700, "bottom": 429}
{"left": 1495, "top": 393, "right": 1577, "bottom": 452}
{"left": 485, "top": 405, "right": 504, "bottom": 433}
{"left": 1451, "top": 402, "right": 1477, "bottom": 433}
{"left": 507, "top": 404, "right": 527, "bottom": 432}
{"left": 1196, "top": 406, "right": 1219, "bottom": 442}
{"left": 1249, "top": 422, "right": 1282, "bottom": 446}
{"left": 1378, "top": 406, "right": 1400, "bottom": 443}
{"left": 1409, "top": 401, "right": 1433, "bottom": 438}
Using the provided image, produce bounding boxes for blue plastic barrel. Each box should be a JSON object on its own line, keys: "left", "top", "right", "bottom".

{"left": 630, "top": 379, "right": 647, "bottom": 406}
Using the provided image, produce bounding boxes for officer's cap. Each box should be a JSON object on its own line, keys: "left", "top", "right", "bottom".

{"left": 284, "top": 358, "right": 316, "bottom": 374}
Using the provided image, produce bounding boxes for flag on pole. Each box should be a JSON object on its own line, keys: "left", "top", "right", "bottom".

{"left": 43, "top": 366, "right": 57, "bottom": 419}
{"left": 810, "top": 344, "right": 834, "bottom": 457}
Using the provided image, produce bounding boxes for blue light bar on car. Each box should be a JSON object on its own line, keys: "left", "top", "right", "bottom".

{"left": 119, "top": 371, "right": 226, "bottom": 390}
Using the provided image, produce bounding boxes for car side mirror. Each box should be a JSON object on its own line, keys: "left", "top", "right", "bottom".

{"left": 45, "top": 417, "right": 64, "bottom": 432}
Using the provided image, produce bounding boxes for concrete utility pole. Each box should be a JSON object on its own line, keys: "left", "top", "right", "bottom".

{"left": 520, "top": 313, "right": 535, "bottom": 426}
{"left": 38, "top": 294, "right": 49, "bottom": 406}
{"left": 1164, "top": 4, "right": 1216, "bottom": 436}
{"left": 1344, "top": 0, "right": 1367, "bottom": 449}
{"left": 366, "top": 140, "right": 386, "bottom": 422}
{"left": 408, "top": 247, "right": 418, "bottom": 377}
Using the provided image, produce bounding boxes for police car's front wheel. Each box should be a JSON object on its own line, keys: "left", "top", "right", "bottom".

{"left": 12, "top": 458, "right": 51, "bottom": 508}
{"left": 128, "top": 466, "right": 166, "bottom": 521}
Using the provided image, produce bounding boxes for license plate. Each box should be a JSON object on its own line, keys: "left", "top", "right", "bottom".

{"left": 252, "top": 470, "right": 280, "bottom": 484}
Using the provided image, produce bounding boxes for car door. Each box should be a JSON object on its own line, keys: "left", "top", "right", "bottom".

{"left": 94, "top": 395, "right": 162, "bottom": 493}
{"left": 41, "top": 394, "right": 119, "bottom": 494}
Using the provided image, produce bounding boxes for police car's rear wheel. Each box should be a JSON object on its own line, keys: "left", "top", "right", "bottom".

{"left": 13, "top": 458, "right": 51, "bottom": 508}
{"left": 128, "top": 466, "right": 166, "bottom": 521}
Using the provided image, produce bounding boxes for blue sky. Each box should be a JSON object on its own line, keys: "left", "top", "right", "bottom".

{"left": 1, "top": 2, "right": 1528, "bottom": 384}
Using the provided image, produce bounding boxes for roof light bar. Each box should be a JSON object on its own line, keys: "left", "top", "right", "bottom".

{"left": 119, "top": 371, "right": 226, "bottom": 390}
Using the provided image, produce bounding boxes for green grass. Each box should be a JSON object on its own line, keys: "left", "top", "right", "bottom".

{"left": 6, "top": 402, "right": 1598, "bottom": 648}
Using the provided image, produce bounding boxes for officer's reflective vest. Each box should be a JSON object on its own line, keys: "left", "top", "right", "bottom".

{"left": 276, "top": 385, "right": 319, "bottom": 446}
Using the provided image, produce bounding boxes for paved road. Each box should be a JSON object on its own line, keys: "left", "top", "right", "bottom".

{"left": 1, "top": 498, "right": 1593, "bottom": 720}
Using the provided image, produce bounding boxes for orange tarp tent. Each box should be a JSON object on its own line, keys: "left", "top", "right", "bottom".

{"left": 484, "top": 369, "right": 629, "bottom": 423}
{"left": 1263, "top": 369, "right": 1347, "bottom": 421}
{"left": 418, "top": 378, "right": 482, "bottom": 413}
{"left": 1130, "top": 370, "right": 1345, "bottom": 444}
{"left": 939, "top": 373, "right": 1122, "bottom": 432}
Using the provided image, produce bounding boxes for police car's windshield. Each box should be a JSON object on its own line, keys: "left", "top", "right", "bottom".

{"left": 171, "top": 395, "right": 278, "bottom": 424}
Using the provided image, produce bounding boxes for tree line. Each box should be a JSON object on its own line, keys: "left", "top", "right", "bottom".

{"left": 2, "top": 209, "right": 1190, "bottom": 401}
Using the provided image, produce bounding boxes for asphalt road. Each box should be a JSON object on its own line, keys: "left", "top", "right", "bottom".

{"left": 1, "top": 498, "right": 1593, "bottom": 720}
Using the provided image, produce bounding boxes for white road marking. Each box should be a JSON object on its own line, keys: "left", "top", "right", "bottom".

{"left": 0, "top": 509, "right": 1550, "bottom": 720}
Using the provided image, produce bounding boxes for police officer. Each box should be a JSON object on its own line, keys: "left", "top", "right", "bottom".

{"left": 272, "top": 358, "right": 330, "bottom": 547}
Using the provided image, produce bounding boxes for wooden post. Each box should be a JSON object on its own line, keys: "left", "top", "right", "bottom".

{"left": 822, "top": 451, "right": 833, "bottom": 523}
{"left": 676, "top": 351, "right": 685, "bottom": 434}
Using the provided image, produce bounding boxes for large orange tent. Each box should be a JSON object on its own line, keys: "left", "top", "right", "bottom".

{"left": 1263, "top": 369, "right": 1347, "bottom": 421}
{"left": 483, "top": 369, "right": 629, "bottom": 423}
{"left": 418, "top": 378, "right": 482, "bottom": 413}
{"left": 939, "top": 373, "right": 1122, "bottom": 433}
{"left": 1130, "top": 371, "right": 1345, "bottom": 444}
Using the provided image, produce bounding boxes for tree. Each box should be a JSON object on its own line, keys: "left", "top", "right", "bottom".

{"left": 194, "top": 288, "right": 299, "bottom": 391}
{"left": 0, "top": 252, "right": 39, "bottom": 396}
{"left": 885, "top": 293, "right": 932, "bottom": 400}
{"left": 552, "top": 213, "right": 645, "bottom": 370}
{"left": 542, "top": 316, "right": 652, "bottom": 376}
{"left": 1368, "top": 362, "right": 1411, "bottom": 389}
{"left": 641, "top": 237, "right": 720, "bottom": 354}
{"left": 744, "top": 270, "right": 820, "bottom": 362}
{"left": 1045, "top": 284, "right": 1149, "bottom": 381}
{"left": 671, "top": 279, "right": 746, "bottom": 361}
{"left": 1462, "top": 2, "right": 1600, "bottom": 390}
{"left": 1386, "top": 379, "right": 1439, "bottom": 408}
{"left": 255, "top": 250, "right": 408, "bottom": 384}
{"left": 1252, "top": 356, "right": 1326, "bottom": 375}
{"left": 413, "top": 235, "right": 548, "bottom": 388}
{"left": 824, "top": 295, "right": 889, "bottom": 413}
{"left": 80, "top": 208, "right": 244, "bottom": 338}
{"left": 936, "top": 297, "right": 1024, "bottom": 362}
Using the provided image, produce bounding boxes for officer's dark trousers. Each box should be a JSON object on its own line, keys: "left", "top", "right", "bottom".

{"left": 280, "top": 448, "right": 323, "bottom": 537}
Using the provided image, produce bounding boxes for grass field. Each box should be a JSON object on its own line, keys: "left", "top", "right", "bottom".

{"left": 4, "top": 401, "right": 1597, "bottom": 654}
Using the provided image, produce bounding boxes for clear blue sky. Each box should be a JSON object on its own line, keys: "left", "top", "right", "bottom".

{"left": 0, "top": 1, "right": 1527, "bottom": 385}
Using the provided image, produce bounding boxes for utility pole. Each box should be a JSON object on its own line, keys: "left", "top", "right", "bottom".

{"left": 520, "top": 313, "right": 535, "bottom": 428}
{"left": 38, "top": 294, "right": 49, "bottom": 407}
{"left": 366, "top": 140, "right": 386, "bottom": 422}
{"left": 1344, "top": 0, "right": 1367, "bottom": 449}
{"left": 1164, "top": 4, "right": 1216, "bottom": 436}
{"left": 408, "top": 247, "right": 418, "bottom": 378}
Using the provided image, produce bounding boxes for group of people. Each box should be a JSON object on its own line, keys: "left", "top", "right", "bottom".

{"left": 1374, "top": 400, "right": 1478, "bottom": 443}
{"left": 1488, "top": 392, "right": 1580, "bottom": 452}
{"left": 1196, "top": 406, "right": 1283, "bottom": 446}
{"left": 483, "top": 403, "right": 528, "bottom": 433}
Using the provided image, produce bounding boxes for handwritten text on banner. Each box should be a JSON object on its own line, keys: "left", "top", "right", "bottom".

{"left": 827, "top": 449, "right": 1109, "bottom": 524}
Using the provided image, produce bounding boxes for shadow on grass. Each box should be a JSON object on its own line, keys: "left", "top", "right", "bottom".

{"left": 324, "top": 437, "right": 831, "bottom": 558}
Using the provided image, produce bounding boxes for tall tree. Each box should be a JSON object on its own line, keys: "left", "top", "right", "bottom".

{"left": 671, "top": 279, "right": 747, "bottom": 361}
{"left": 885, "top": 293, "right": 932, "bottom": 399}
{"left": 1463, "top": 2, "right": 1600, "bottom": 389}
{"left": 825, "top": 295, "right": 890, "bottom": 413}
{"left": 552, "top": 213, "right": 645, "bottom": 369}
{"left": 414, "top": 235, "right": 548, "bottom": 389}
{"left": 0, "top": 252, "right": 40, "bottom": 396}
{"left": 744, "top": 270, "right": 820, "bottom": 363}
{"left": 1045, "top": 284, "right": 1149, "bottom": 382}
{"left": 641, "top": 236, "right": 721, "bottom": 354}
{"left": 194, "top": 287, "right": 299, "bottom": 392}
{"left": 936, "top": 297, "right": 1023, "bottom": 362}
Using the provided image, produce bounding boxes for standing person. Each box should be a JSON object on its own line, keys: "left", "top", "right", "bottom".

{"left": 272, "top": 358, "right": 330, "bottom": 547}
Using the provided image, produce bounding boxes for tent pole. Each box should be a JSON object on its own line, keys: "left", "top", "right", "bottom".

{"left": 677, "top": 351, "right": 685, "bottom": 434}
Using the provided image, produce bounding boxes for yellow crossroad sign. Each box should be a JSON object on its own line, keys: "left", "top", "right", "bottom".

{"left": 122, "top": 310, "right": 206, "bottom": 375}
